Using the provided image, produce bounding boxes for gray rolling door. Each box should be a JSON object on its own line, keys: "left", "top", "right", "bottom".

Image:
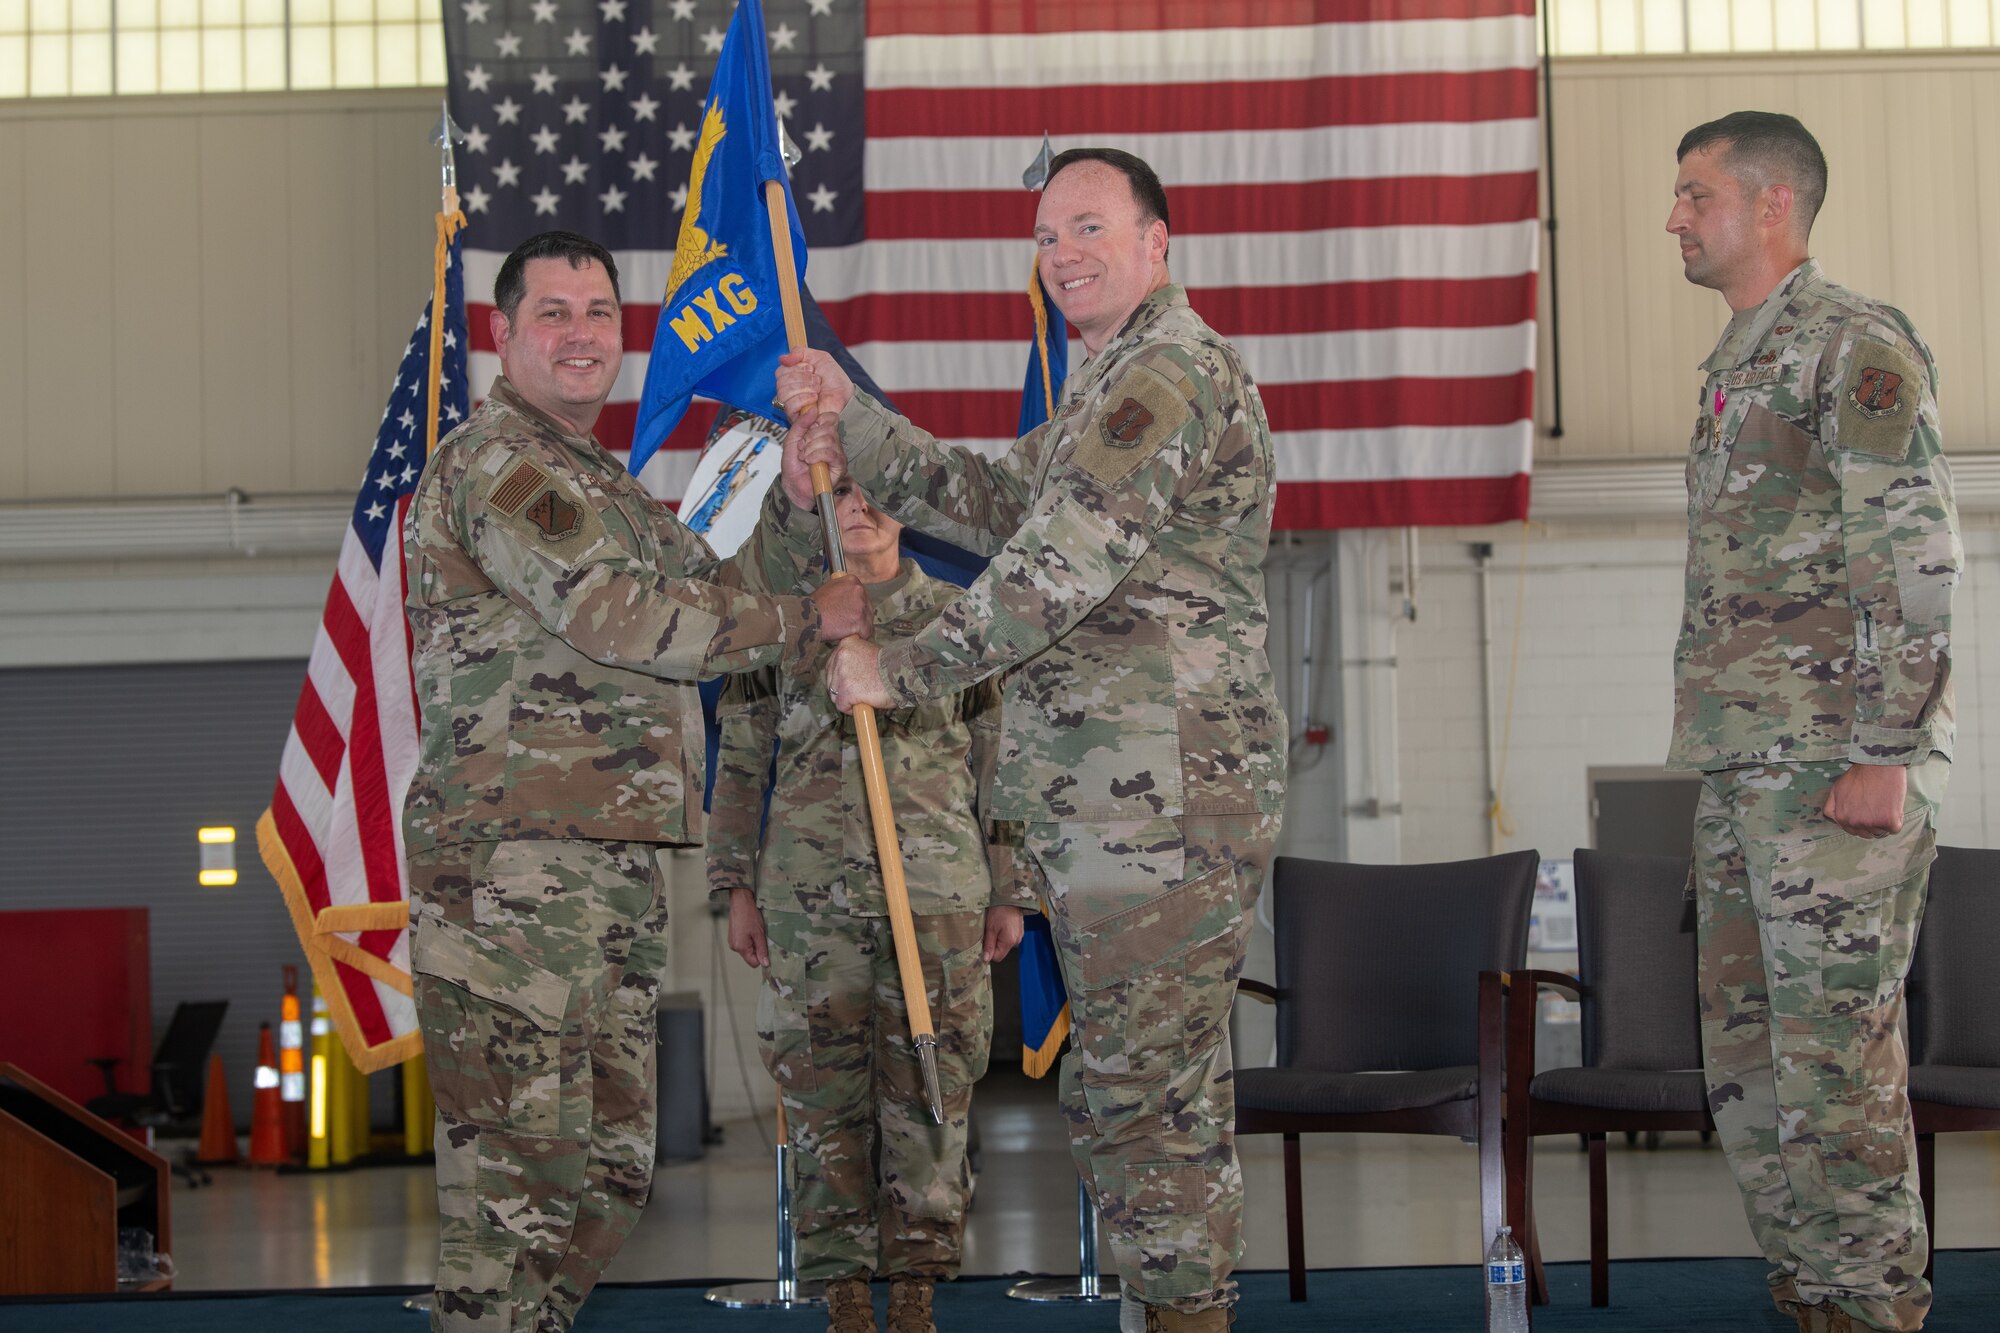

{"left": 0, "top": 658, "right": 329, "bottom": 1134}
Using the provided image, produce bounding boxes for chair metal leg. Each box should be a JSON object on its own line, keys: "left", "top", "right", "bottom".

{"left": 1918, "top": 1131, "right": 1937, "bottom": 1284}
{"left": 1284, "top": 1133, "right": 1307, "bottom": 1302}
{"left": 1588, "top": 1133, "right": 1609, "bottom": 1308}
{"left": 1007, "top": 1177, "right": 1121, "bottom": 1303}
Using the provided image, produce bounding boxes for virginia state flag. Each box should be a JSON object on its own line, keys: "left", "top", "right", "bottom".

{"left": 1016, "top": 263, "right": 1071, "bottom": 1078}
{"left": 629, "top": 0, "right": 805, "bottom": 477}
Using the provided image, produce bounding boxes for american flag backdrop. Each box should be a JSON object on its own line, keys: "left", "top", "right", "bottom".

{"left": 446, "top": 0, "right": 1540, "bottom": 528}
{"left": 257, "top": 227, "right": 471, "bottom": 1075}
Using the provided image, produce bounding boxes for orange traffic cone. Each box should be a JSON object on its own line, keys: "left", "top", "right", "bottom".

{"left": 195, "top": 1052, "right": 239, "bottom": 1165}
{"left": 248, "top": 1021, "right": 288, "bottom": 1167}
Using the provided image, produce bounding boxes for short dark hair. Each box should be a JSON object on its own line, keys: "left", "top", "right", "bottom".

{"left": 493, "top": 230, "right": 622, "bottom": 322}
{"left": 1046, "top": 147, "right": 1171, "bottom": 251}
{"left": 1676, "top": 111, "right": 1828, "bottom": 234}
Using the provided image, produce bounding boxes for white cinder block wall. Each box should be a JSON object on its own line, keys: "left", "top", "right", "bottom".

{"left": 1310, "top": 521, "right": 2000, "bottom": 870}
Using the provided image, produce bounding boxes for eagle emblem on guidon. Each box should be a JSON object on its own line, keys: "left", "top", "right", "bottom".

{"left": 666, "top": 103, "right": 731, "bottom": 301}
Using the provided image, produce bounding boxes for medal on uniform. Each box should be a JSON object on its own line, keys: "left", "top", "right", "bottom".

{"left": 1712, "top": 385, "right": 1726, "bottom": 445}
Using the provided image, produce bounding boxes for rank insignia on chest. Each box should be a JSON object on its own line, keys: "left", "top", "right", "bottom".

{"left": 527, "top": 490, "right": 581, "bottom": 539}
{"left": 1850, "top": 366, "right": 1906, "bottom": 418}
{"left": 1104, "top": 397, "right": 1155, "bottom": 447}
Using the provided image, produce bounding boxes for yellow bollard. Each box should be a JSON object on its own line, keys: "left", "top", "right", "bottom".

{"left": 308, "top": 983, "right": 332, "bottom": 1170}
{"left": 402, "top": 1053, "right": 434, "bottom": 1158}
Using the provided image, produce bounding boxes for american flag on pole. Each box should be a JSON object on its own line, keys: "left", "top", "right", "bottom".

{"left": 257, "top": 229, "right": 470, "bottom": 1075}
{"left": 445, "top": 0, "right": 1539, "bottom": 528}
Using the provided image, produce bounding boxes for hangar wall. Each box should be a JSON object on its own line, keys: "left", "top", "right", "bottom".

{"left": 3, "top": 53, "right": 1997, "bottom": 1120}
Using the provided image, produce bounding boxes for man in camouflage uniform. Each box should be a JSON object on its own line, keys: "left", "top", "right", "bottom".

{"left": 770, "top": 150, "right": 1286, "bottom": 1332}
{"left": 401, "top": 230, "right": 870, "bottom": 1333}
{"left": 709, "top": 477, "right": 1033, "bottom": 1333}
{"left": 1666, "top": 113, "right": 1959, "bottom": 1333}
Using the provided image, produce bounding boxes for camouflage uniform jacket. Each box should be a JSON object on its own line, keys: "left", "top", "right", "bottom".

{"left": 404, "top": 376, "right": 827, "bottom": 853}
{"left": 1670, "top": 259, "right": 1958, "bottom": 772}
{"left": 706, "top": 558, "right": 1035, "bottom": 917}
{"left": 802, "top": 284, "right": 1286, "bottom": 823}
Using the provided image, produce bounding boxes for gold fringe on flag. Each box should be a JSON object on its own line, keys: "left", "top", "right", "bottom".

{"left": 1026, "top": 251, "right": 1056, "bottom": 422}
{"left": 426, "top": 207, "right": 468, "bottom": 459}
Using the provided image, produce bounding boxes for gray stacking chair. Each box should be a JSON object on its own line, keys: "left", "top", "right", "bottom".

{"left": 1235, "top": 850, "right": 1538, "bottom": 1302}
{"left": 1909, "top": 844, "right": 2000, "bottom": 1283}
{"left": 1501, "top": 849, "right": 1713, "bottom": 1308}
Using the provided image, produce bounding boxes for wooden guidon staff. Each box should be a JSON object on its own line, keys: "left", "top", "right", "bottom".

{"left": 763, "top": 179, "right": 945, "bottom": 1125}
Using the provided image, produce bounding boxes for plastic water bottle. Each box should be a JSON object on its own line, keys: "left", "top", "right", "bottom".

{"left": 1484, "top": 1225, "right": 1529, "bottom": 1332}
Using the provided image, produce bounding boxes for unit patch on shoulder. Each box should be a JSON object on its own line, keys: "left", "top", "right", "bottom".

{"left": 491, "top": 460, "right": 549, "bottom": 515}
{"left": 1850, "top": 366, "right": 1904, "bottom": 418}
{"left": 1104, "top": 397, "right": 1155, "bottom": 446}
{"left": 1835, "top": 336, "right": 1924, "bottom": 459}
{"left": 1069, "top": 363, "right": 1194, "bottom": 486}
{"left": 526, "top": 490, "right": 581, "bottom": 540}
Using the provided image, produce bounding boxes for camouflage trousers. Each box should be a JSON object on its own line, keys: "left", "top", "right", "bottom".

{"left": 757, "top": 907, "right": 993, "bottom": 1281}
{"left": 1694, "top": 758, "right": 1947, "bottom": 1332}
{"left": 1027, "top": 813, "right": 1281, "bottom": 1314}
{"left": 408, "top": 839, "right": 671, "bottom": 1333}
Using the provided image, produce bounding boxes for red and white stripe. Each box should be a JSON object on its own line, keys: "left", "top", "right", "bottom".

{"left": 266, "top": 502, "right": 420, "bottom": 1057}
{"left": 468, "top": 0, "right": 1539, "bottom": 529}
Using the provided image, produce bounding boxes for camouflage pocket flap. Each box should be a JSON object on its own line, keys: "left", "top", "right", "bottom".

{"left": 409, "top": 914, "right": 570, "bottom": 1032}
{"left": 1072, "top": 862, "right": 1238, "bottom": 992}
{"left": 1751, "top": 826, "right": 1936, "bottom": 921}
{"left": 1123, "top": 1160, "right": 1207, "bottom": 1217}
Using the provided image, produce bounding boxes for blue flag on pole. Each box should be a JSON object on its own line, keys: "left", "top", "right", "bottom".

{"left": 1016, "top": 264, "right": 1072, "bottom": 1079}
{"left": 628, "top": 0, "right": 805, "bottom": 478}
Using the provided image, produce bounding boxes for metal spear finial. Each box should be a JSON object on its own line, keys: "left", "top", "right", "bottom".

{"left": 1022, "top": 131, "right": 1055, "bottom": 191}
{"left": 777, "top": 114, "right": 803, "bottom": 173}
{"left": 432, "top": 100, "right": 468, "bottom": 210}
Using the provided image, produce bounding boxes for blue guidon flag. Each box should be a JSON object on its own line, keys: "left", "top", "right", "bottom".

{"left": 627, "top": 0, "right": 805, "bottom": 477}
{"left": 1014, "top": 266, "right": 1071, "bottom": 1078}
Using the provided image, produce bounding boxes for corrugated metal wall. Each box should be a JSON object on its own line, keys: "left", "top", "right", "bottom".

{"left": 0, "top": 657, "right": 315, "bottom": 1130}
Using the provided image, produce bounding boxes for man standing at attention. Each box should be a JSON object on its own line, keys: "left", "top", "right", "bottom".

{"left": 1666, "top": 112, "right": 1958, "bottom": 1333}
{"left": 771, "top": 149, "right": 1286, "bottom": 1332}
{"left": 401, "top": 229, "right": 869, "bottom": 1333}
{"left": 710, "top": 477, "right": 1031, "bottom": 1333}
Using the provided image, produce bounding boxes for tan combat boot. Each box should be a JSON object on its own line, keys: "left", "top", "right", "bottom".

{"left": 885, "top": 1277, "right": 936, "bottom": 1333}
{"left": 1800, "top": 1304, "right": 1859, "bottom": 1333}
{"left": 1141, "top": 1305, "right": 1233, "bottom": 1333}
{"left": 825, "top": 1276, "right": 876, "bottom": 1333}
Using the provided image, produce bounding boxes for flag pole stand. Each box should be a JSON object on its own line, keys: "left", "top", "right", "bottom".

{"left": 706, "top": 1098, "right": 825, "bottom": 1310}
{"left": 1006, "top": 1177, "right": 1120, "bottom": 1303}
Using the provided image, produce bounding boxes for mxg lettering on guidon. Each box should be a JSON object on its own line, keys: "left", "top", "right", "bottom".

{"left": 669, "top": 272, "right": 759, "bottom": 352}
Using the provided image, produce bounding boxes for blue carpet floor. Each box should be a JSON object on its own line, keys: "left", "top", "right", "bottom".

{"left": 6, "top": 1254, "right": 1996, "bottom": 1331}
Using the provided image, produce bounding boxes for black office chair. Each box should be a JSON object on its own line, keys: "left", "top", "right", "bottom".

{"left": 1908, "top": 844, "right": 2000, "bottom": 1282}
{"left": 86, "top": 1000, "right": 229, "bottom": 1184}
{"left": 1235, "top": 850, "right": 1538, "bottom": 1301}
{"left": 1501, "top": 849, "right": 1713, "bottom": 1307}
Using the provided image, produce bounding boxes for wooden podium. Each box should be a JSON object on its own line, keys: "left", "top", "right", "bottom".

{"left": 0, "top": 1062, "right": 172, "bottom": 1294}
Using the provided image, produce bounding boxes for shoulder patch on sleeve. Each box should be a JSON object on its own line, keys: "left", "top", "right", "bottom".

{"left": 1834, "top": 336, "right": 1924, "bottom": 460}
{"left": 1070, "top": 361, "right": 1196, "bottom": 486}
{"left": 491, "top": 459, "right": 550, "bottom": 515}
{"left": 479, "top": 456, "right": 608, "bottom": 563}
